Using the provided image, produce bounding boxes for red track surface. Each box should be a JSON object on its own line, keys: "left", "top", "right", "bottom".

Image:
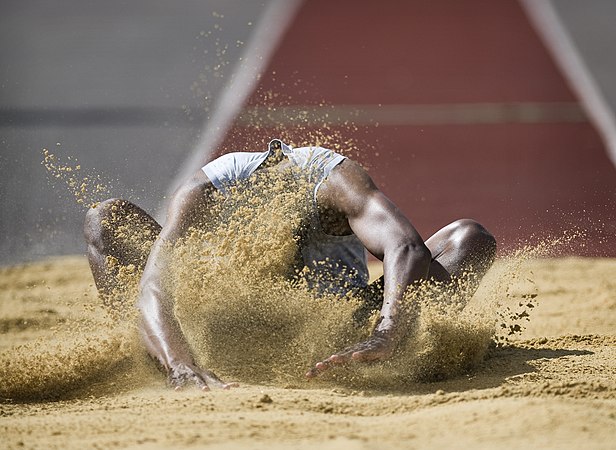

{"left": 215, "top": 0, "right": 616, "bottom": 256}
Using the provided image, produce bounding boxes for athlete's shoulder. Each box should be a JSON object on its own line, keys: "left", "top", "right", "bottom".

{"left": 320, "top": 158, "right": 379, "bottom": 213}
{"left": 330, "top": 158, "right": 376, "bottom": 189}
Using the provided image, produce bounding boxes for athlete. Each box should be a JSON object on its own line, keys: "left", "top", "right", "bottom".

{"left": 84, "top": 139, "right": 496, "bottom": 390}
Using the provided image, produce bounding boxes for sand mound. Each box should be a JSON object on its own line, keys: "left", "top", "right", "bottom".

{"left": 0, "top": 330, "right": 133, "bottom": 402}
{"left": 0, "top": 257, "right": 144, "bottom": 402}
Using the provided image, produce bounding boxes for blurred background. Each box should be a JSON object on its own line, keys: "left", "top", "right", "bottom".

{"left": 1, "top": 0, "right": 615, "bottom": 266}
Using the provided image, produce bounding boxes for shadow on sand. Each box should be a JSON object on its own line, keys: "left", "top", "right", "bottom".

{"left": 352, "top": 343, "right": 594, "bottom": 396}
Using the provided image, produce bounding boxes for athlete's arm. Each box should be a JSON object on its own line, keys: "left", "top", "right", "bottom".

{"left": 306, "top": 159, "right": 431, "bottom": 377}
{"left": 138, "top": 170, "right": 236, "bottom": 390}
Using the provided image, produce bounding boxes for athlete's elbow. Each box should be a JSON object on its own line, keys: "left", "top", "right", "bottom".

{"left": 395, "top": 240, "right": 431, "bottom": 270}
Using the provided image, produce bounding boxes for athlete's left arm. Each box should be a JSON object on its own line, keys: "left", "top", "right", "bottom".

{"left": 306, "top": 159, "right": 432, "bottom": 378}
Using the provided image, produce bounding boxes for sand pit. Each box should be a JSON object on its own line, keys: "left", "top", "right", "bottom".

{"left": 1, "top": 255, "right": 615, "bottom": 449}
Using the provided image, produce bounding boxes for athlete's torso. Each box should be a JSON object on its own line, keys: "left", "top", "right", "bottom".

{"left": 201, "top": 139, "right": 369, "bottom": 294}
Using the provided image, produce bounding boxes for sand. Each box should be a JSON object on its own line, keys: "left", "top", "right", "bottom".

{"left": 1, "top": 255, "right": 615, "bottom": 449}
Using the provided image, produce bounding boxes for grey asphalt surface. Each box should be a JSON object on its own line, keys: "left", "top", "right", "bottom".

{"left": 0, "top": 0, "right": 270, "bottom": 264}
{"left": 1, "top": 0, "right": 615, "bottom": 265}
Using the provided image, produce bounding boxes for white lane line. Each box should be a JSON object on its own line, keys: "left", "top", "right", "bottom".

{"left": 236, "top": 102, "right": 585, "bottom": 126}
{"left": 522, "top": 0, "right": 616, "bottom": 168}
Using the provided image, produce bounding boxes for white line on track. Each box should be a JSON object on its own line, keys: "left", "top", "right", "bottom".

{"left": 235, "top": 102, "right": 586, "bottom": 127}
{"left": 522, "top": 0, "right": 616, "bottom": 169}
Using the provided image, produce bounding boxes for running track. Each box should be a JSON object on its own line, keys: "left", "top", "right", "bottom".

{"left": 210, "top": 0, "right": 616, "bottom": 256}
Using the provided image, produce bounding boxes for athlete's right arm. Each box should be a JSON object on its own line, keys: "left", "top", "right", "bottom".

{"left": 137, "top": 170, "right": 236, "bottom": 390}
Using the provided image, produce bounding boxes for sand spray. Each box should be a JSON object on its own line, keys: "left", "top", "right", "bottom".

{"left": 0, "top": 147, "right": 582, "bottom": 401}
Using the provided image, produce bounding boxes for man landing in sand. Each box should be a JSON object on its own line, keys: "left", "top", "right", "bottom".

{"left": 84, "top": 139, "right": 496, "bottom": 390}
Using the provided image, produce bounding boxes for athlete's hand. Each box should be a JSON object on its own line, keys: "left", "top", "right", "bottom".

{"left": 305, "top": 330, "right": 396, "bottom": 378}
{"left": 169, "top": 362, "right": 238, "bottom": 391}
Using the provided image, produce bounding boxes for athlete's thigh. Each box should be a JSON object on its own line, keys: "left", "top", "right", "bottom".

{"left": 425, "top": 219, "right": 496, "bottom": 283}
{"left": 423, "top": 221, "right": 463, "bottom": 283}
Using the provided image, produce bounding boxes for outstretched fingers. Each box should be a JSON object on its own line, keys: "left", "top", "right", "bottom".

{"left": 306, "top": 334, "right": 396, "bottom": 378}
{"left": 305, "top": 346, "right": 359, "bottom": 378}
{"left": 305, "top": 357, "right": 335, "bottom": 378}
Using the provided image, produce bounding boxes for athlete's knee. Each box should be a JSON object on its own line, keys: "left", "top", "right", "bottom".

{"left": 84, "top": 198, "right": 127, "bottom": 250}
{"left": 450, "top": 219, "right": 497, "bottom": 258}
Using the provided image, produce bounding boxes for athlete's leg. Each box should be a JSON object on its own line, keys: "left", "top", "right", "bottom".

{"left": 356, "top": 219, "right": 496, "bottom": 321}
{"left": 424, "top": 218, "right": 497, "bottom": 297}
{"left": 84, "top": 198, "right": 161, "bottom": 297}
